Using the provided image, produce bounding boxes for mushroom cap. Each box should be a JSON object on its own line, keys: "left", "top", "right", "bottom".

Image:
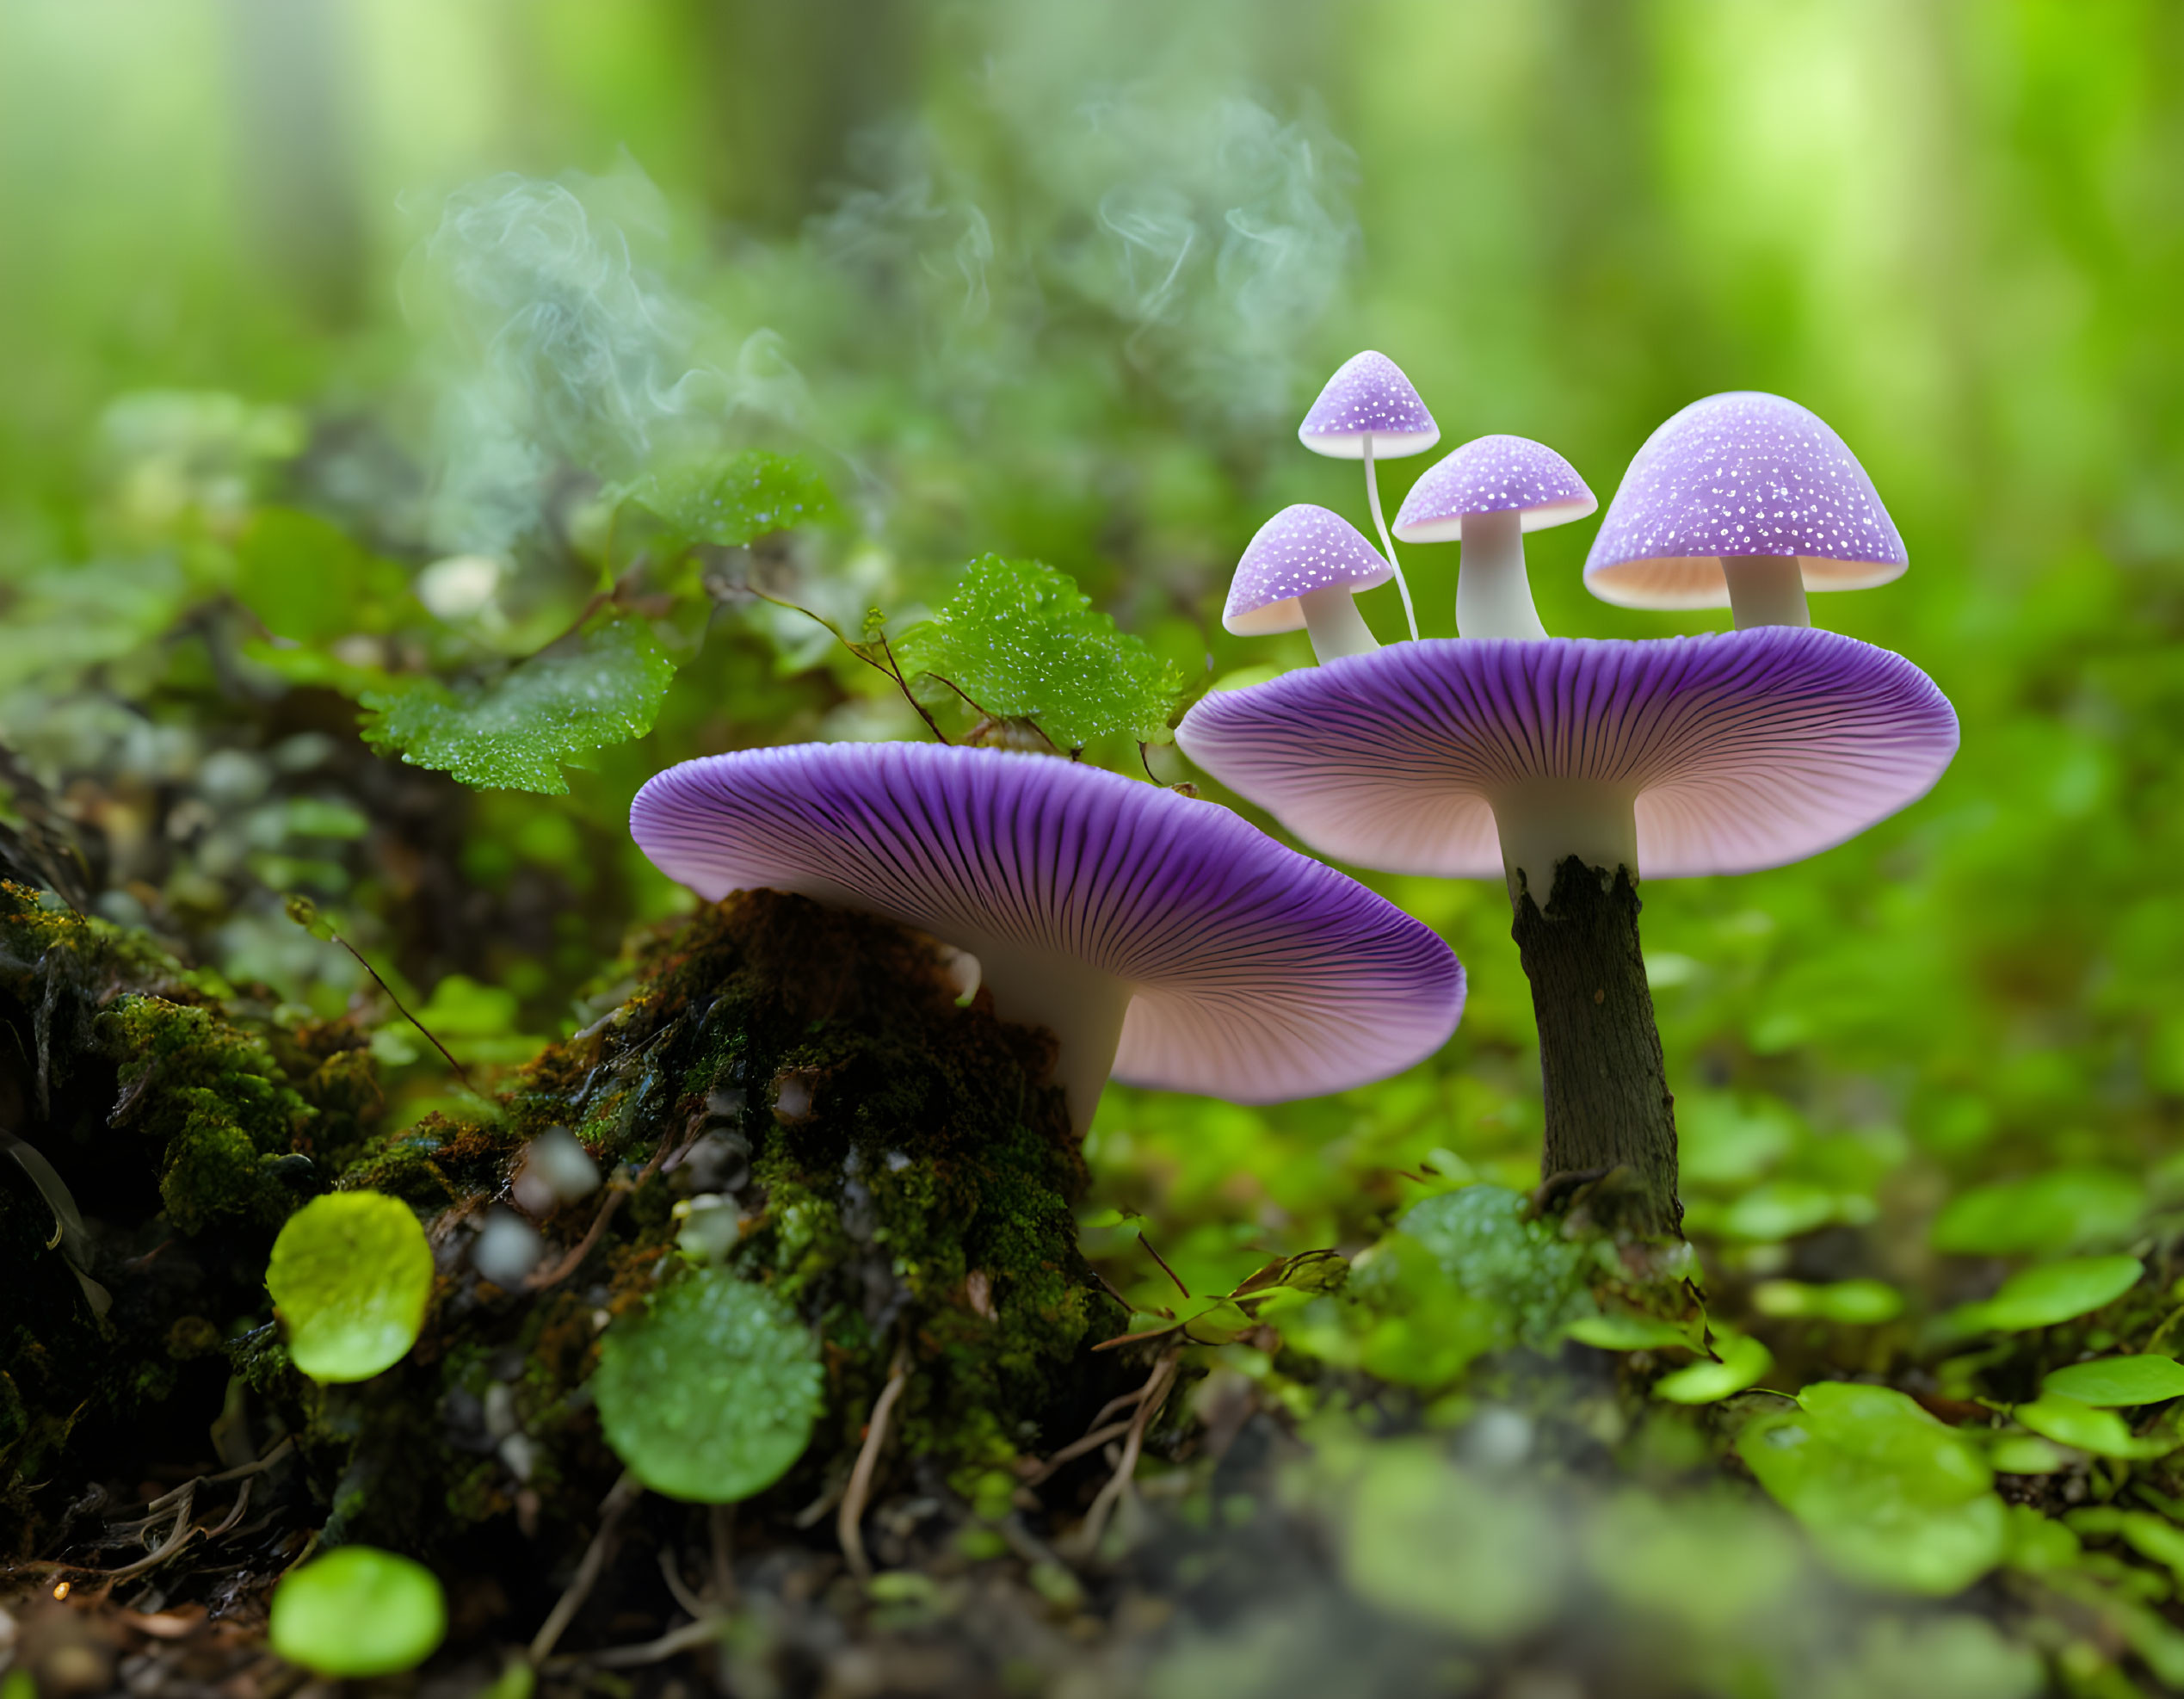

{"left": 1585, "top": 392, "right": 1908, "bottom": 609}
{"left": 1393, "top": 436, "right": 1598, "bottom": 544}
{"left": 630, "top": 743, "right": 1465, "bottom": 1103}
{"left": 1175, "top": 631, "right": 1957, "bottom": 880}
{"left": 1224, "top": 505, "right": 1394, "bottom": 636}
{"left": 1298, "top": 351, "right": 1441, "bottom": 460}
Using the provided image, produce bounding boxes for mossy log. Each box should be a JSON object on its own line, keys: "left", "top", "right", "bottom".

{"left": 2, "top": 881, "right": 1129, "bottom": 1634}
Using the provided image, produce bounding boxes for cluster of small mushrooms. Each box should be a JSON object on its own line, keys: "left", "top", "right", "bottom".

{"left": 1179, "top": 355, "right": 1959, "bottom": 1230}
{"left": 627, "top": 354, "right": 1956, "bottom": 1239}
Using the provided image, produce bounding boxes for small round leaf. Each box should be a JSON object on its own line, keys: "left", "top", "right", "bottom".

{"left": 269, "top": 1546, "right": 446, "bottom": 1677}
{"left": 2042, "top": 1355, "right": 2184, "bottom": 1407}
{"left": 594, "top": 1269, "right": 822, "bottom": 1503}
{"left": 267, "top": 1192, "right": 434, "bottom": 1382}
{"left": 1653, "top": 1333, "right": 1772, "bottom": 1404}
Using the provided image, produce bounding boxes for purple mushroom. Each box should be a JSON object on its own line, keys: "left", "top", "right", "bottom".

{"left": 1585, "top": 392, "right": 1907, "bottom": 631}
{"left": 1224, "top": 505, "right": 1393, "bottom": 664}
{"left": 1176, "top": 632, "right": 1957, "bottom": 1230}
{"left": 1298, "top": 351, "right": 1441, "bottom": 641}
{"left": 631, "top": 742, "right": 1465, "bottom": 1134}
{"left": 1393, "top": 435, "right": 1597, "bottom": 640}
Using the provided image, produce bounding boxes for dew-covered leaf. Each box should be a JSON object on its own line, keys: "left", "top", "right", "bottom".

{"left": 615, "top": 449, "right": 836, "bottom": 547}
{"left": 1947, "top": 1255, "right": 2143, "bottom": 1334}
{"left": 1391, "top": 1183, "right": 1596, "bottom": 1352}
{"left": 359, "top": 618, "right": 676, "bottom": 794}
{"left": 266, "top": 1192, "right": 434, "bottom": 1383}
{"left": 1738, "top": 1382, "right": 2006, "bottom": 1594}
{"left": 2042, "top": 1354, "right": 2184, "bottom": 1406}
{"left": 1932, "top": 1167, "right": 2144, "bottom": 1257}
{"left": 594, "top": 1267, "right": 822, "bottom": 1503}
{"left": 891, "top": 555, "right": 1187, "bottom": 748}
{"left": 269, "top": 1546, "right": 447, "bottom": 1677}
{"left": 1654, "top": 1334, "right": 1773, "bottom": 1403}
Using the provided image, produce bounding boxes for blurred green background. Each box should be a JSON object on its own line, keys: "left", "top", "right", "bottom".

{"left": 0, "top": 0, "right": 2179, "bottom": 1307}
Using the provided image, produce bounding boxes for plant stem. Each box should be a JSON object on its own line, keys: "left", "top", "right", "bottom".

{"left": 1509, "top": 856, "right": 1681, "bottom": 1235}
{"left": 1361, "top": 434, "right": 1420, "bottom": 642}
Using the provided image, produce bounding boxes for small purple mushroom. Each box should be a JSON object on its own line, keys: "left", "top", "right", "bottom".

{"left": 1298, "top": 351, "right": 1441, "bottom": 640}
{"left": 1176, "top": 632, "right": 1956, "bottom": 1230}
{"left": 1585, "top": 392, "right": 1907, "bottom": 631}
{"left": 631, "top": 743, "right": 1465, "bottom": 1134}
{"left": 1393, "top": 435, "right": 1597, "bottom": 640}
{"left": 1224, "top": 505, "right": 1392, "bottom": 664}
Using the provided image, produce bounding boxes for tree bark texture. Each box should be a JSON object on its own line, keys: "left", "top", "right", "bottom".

{"left": 1510, "top": 856, "right": 1681, "bottom": 1235}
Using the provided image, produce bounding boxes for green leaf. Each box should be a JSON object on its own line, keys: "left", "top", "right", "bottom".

{"left": 2014, "top": 1394, "right": 2180, "bottom": 1459}
{"left": 617, "top": 450, "right": 836, "bottom": 547}
{"left": 1932, "top": 1167, "right": 2144, "bottom": 1257}
{"left": 2042, "top": 1354, "right": 2184, "bottom": 1406}
{"left": 1750, "top": 1278, "right": 1905, "bottom": 1325}
{"left": 359, "top": 618, "right": 676, "bottom": 794}
{"left": 1948, "top": 1255, "right": 2143, "bottom": 1334}
{"left": 1565, "top": 1313, "right": 1694, "bottom": 1351}
{"left": 1738, "top": 1381, "right": 2006, "bottom": 1594}
{"left": 268, "top": 1546, "right": 447, "bottom": 1677}
{"left": 235, "top": 508, "right": 412, "bottom": 642}
{"left": 892, "top": 555, "right": 1187, "bottom": 748}
{"left": 1653, "top": 1334, "right": 1773, "bottom": 1403}
{"left": 267, "top": 1192, "right": 434, "bottom": 1382}
{"left": 0, "top": 559, "right": 188, "bottom": 690}
{"left": 594, "top": 1267, "right": 823, "bottom": 1503}
{"left": 1391, "top": 1184, "right": 1597, "bottom": 1352}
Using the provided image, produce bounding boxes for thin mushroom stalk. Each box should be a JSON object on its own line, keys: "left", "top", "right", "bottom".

{"left": 1360, "top": 434, "right": 1421, "bottom": 641}
{"left": 1723, "top": 556, "right": 1811, "bottom": 630}
{"left": 1393, "top": 434, "right": 1596, "bottom": 641}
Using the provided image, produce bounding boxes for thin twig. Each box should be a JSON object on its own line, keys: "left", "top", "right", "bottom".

{"left": 657, "top": 1546, "right": 709, "bottom": 1621}
{"left": 1138, "top": 1230, "right": 1191, "bottom": 1299}
{"left": 1018, "top": 1420, "right": 1135, "bottom": 1488}
{"left": 580, "top": 1616, "right": 728, "bottom": 1670}
{"left": 839, "top": 1350, "right": 910, "bottom": 1579}
{"left": 1064, "top": 1351, "right": 1178, "bottom": 1559}
{"left": 317, "top": 925, "right": 475, "bottom": 1095}
{"left": 746, "top": 590, "right": 952, "bottom": 746}
{"left": 529, "top": 1470, "right": 644, "bottom": 1665}
{"left": 524, "top": 1134, "right": 675, "bottom": 1292}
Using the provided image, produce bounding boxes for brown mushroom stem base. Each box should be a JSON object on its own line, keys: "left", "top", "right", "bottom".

{"left": 1510, "top": 856, "right": 1681, "bottom": 1236}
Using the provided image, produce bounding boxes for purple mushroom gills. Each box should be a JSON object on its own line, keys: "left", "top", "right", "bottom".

{"left": 1176, "top": 631, "right": 1958, "bottom": 1233}
{"left": 630, "top": 742, "right": 1465, "bottom": 1135}
{"left": 1223, "top": 504, "right": 1393, "bottom": 664}
{"left": 1586, "top": 392, "right": 1908, "bottom": 632}
{"left": 1393, "top": 435, "right": 1597, "bottom": 640}
{"left": 1298, "top": 350, "right": 1441, "bottom": 641}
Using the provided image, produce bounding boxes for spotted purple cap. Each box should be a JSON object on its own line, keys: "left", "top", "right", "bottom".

{"left": 1224, "top": 505, "right": 1393, "bottom": 636}
{"left": 631, "top": 744, "right": 1464, "bottom": 1121}
{"left": 1392, "top": 436, "right": 1597, "bottom": 545}
{"left": 1175, "top": 632, "right": 1957, "bottom": 880}
{"left": 1298, "top": 351, "right": 1441, "bottom": 460}
{"left": 1585, "top": 392, "right": 1908, "bottom": 609}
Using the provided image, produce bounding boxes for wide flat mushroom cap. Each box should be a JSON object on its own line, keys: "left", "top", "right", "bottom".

{"left": 631, "top": 743, "right": 1465, "bottom": 1103}
{"left": 1586, "top": 392, "right": 1908, "bottom": 609}
{"left": 1225, "top": 505, "right": 1395, "bottom": 636}
{"left": 1176, "top": 631, "right": 1958, "bottom": 880}
{"left": 1298, "top": 351, "right": 1441, "bottom": 460}
{"left": 1393, "top": 436, "right": 1598, "bottom": 544}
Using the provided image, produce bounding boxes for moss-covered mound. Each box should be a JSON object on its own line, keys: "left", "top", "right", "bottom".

{"left": 3, "top": 880, "right": 1126, "bottom": 1592}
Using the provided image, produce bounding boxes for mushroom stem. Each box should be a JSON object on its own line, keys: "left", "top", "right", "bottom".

{"left": 965, "top": 944, "right": 1134, "bottom": 1136}
{"left": 1299, "top": 584, "right": 1379, "bottom": 663}
{"left": 1456, "top": 510, "right": 1549, "bottom": 640}
{"left": 1724, "top": 556, "right": 1811, "bottom": 630}
{"left": 1509, "top": 858, "right": 1680, "bottom": 1237}
{"left": 1489, "top": 783, "right": 1679, "bottom": 1236}
{"left": 1361, "top": 434, "right": 1421, "bottom": 642}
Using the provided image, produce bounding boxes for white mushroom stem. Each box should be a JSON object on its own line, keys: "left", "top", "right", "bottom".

{"left": 1489, "top": 778, "right": 1640, "bottom": 907}
{"left": 960, "top": 942, "right": 1134, "bottom": 1136}
{"left": 1299, "top": 584, "right": 1379, "bottom": 664}
{"left": 1456, "top": 510, "right": 1549, "bottom": 640}
{"left": 1361, "top": 433, "right": 1421, "bottom": 642}
{"left": 1723, "top": 555, "right": 1811, "bottom": 630}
